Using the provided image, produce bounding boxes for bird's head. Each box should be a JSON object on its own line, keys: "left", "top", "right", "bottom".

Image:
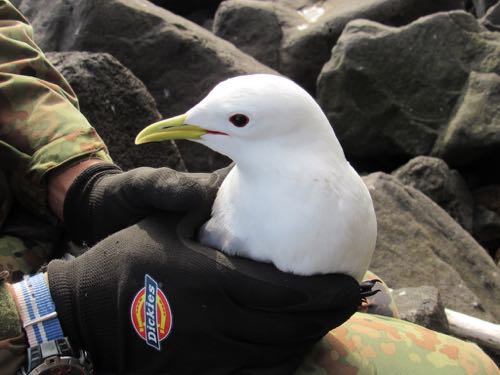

{"left": 135, "top": 74, "right": 343, "bottom": 166}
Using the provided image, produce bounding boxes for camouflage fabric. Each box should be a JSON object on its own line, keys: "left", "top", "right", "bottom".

{"left": 297, "top": 312, "right": 499, "bottom": 375}
{"left": 0, "top": 270, "right": 26, "bottom": 375}
{"left": 0, "top": 0, "right": 112, "bottom": 222}
{"left": 0, "top": 0, "right": 112, "bottom": 282}
{"left": 0, "top": 234, "right": 51, "bottom": 282}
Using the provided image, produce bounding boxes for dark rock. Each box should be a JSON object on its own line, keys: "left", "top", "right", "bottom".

{"left": 364, "top": 172, "right": 500, "bottom": 322}
{"left": 213, "top": 0, "right": 298, "bottom": 70}
{"left": 318, "top": 12, "right": 500, "bottom": 170}
{"left": 15, "top": 0, "right": 275, "bottom": 172}
{"left": 282, "top": 0, "right": 465, "bottom": 93}
{"left": 472, "top": 0, "right": 498, "bottom": 17}
{"left": 392, "top": 286, "right": 450, "bottom": 333}
{"left": 149, "top": 0, "right": 220, "bottom": 29}
{"left": 392, "top": 156, "right": 473, "bottom": 232}
{"left": 214, "top": 0, "right": 465, "bottom": 93}
{"left": 473, "top": 185, "right": 500, "bottom": 255}
{"left": 474, "top": 206, "right": 500, "bottom": 257}
{"left": 432, "top": 71, "right": 500, "bottom": 166}
{"left": 474, "top": 185, "right": 500, "bottom": 217}
{"left": 184, "top": 9, "right": 216, "bottom": 30}
{"left": 148, "top": 0, "right": 221, "bottom": 17}
{"left": 481, "top": 1, "right": 500, "bottom": 31}
{"left": 46, "top": 52, "right": 184, "bottom": 171}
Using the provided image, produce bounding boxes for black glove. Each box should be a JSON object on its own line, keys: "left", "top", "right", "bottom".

{"left": 63, "top": 163, "right": 229, "bottom": 246}
{"left": 48, "top": 207, "right": 362, "bottom": 375}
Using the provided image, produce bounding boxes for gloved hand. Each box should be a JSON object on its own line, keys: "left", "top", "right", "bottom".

{"left": 48, "top": 208, "right": 362, "bottom": 375}
{"left": 63, "top": 163, "right": 230, "bottom": 245}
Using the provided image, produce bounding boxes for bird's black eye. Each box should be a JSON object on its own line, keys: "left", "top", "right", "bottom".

{"left": 229, "top": 114, "right": 249, "bottom": 127}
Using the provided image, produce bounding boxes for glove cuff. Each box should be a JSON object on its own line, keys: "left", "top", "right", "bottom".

{"left": 63, "top": 163, "right": 121, "bottom": 245}
{"left": 48, "top": 249, "right": 118, "bottom": 367}
{"left": 46, "top": 260, "right": 79, "bottom": 346}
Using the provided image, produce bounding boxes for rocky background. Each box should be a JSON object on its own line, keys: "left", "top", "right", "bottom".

{"left": 12, "top": 0, "right": 500, "bottom": 358}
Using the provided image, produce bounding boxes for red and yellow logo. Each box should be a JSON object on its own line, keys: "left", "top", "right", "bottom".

{"left": 130, "top": 275, "right": 172, "bottom": 350}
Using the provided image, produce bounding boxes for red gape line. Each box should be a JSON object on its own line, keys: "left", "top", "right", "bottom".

{"left": 206, "top": 130, "right": 228, "bottom": 136}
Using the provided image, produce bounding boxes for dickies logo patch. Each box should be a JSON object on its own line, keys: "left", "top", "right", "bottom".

{"left": 131, "top": 274, "right": 172, "bottom": 351}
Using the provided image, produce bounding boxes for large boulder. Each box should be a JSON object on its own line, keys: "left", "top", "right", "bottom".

{"left": 392, "top": 156, "right": 473, "bottom": 232}
{"left": 432, "top": 71, "right": 500, "bottom": 167}
{"left": 14, "top": 0, "right": 274, "bottom": 172}
{"left": 214, "top": 0, "right": 299, "bottom": 70}
{"left": 392, "top": 286, "right": 450, "bottom": 334}
{"left": 214, "top": 0, "right": 465, "bottom": 92}
{"left": 47, "top": 51, "right": 184, "bottom": 171}
{"left": 472, "top": 0, "right": 499, "bottom": 17}
{"left": 364, "top": 172, "right": 500, "bottom": 322}
{"left": 481, "top": 1, "right": 500, "bottom": 31}
{"left": 317, "top": 11, "right": 500, "bottom": 170}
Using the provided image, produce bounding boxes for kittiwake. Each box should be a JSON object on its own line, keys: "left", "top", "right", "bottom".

{"left": 135, "top": 74, "right": 376, "bottom": 281}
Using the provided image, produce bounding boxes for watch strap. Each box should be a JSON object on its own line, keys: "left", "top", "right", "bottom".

{"left": 13, "top": 273, "right": 64, "bottom": 346}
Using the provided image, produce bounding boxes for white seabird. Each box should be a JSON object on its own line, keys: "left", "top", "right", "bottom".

{"left": 135, "top": 74, "right": 376, "bottom": 281}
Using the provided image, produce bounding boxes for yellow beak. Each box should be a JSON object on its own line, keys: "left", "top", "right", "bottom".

{"left": 134, "top": 114, "right": 207, "bottom": 144}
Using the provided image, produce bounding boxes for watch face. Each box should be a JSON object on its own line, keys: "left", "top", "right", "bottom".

{"left": 39, "top": 365, "right": 87, "bottom": 375}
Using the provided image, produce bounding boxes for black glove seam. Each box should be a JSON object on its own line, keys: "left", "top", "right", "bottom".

{"left": 63, "top": 163, "right": 122, "bottom": 244}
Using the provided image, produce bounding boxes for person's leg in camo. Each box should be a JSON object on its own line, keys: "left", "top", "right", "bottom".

{"left": 0, "top": 171, "right": 60, "bottom": 282}
{"left": 296, "top": 271, "right": 498, "bottom": 375}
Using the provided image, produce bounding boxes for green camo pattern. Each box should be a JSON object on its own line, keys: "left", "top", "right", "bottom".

{"left": 0, "top": 234, "right": 51, "bottom": 282}
{"left": 0, "top": 0, "right": 111, "bottom": 221}
{"left": 296, "top": 312, "right": 498, "bottom": 375}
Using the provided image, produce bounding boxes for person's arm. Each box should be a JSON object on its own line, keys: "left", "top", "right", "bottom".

{"left": 0, "top": 1, "right": 229, "bottom": 240}
{"left": 47, "top": 159, "right": 103, "bottom": 220}
{"left": 0, "top": 0, "right": 112, "bottom": 221}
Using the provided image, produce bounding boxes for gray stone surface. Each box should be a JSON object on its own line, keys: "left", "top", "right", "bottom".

{"left": 472, "top": 0, "right": 498, "bottom": 17}
{"left": 213, "top": 0, "right": 465, "bottom": 92}
{"left": 15, "top": 0, "right": 275, "bottom": 172}
{"left": 392, "top": 156, "right": 473, "bottom": 232}
{"left": 47, "top": 51, "right": 185, "bottom": 171}
{"left": 213, "top": 0, "right": 297, "bottom": 70}
{"left": 364, "top": 172, "right": 500, "bottom": 322}
{"left": 432, "top": 72, "right": 500, "bottom": 166}
{"left": 281, "top": 0, "right": 465, "bottom": 93}
{"left": 392, "top": 286, "right": 450, "bottom": 333}
{"left": 481, "top": 1, "right": 500, "bottom": 31}
{"left": 317, "top": 11, "right": 500, "bottom": 169}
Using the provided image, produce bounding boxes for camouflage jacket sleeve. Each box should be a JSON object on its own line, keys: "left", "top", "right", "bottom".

{"left": 0, "top": 0, "right": 112, "bottom": 220}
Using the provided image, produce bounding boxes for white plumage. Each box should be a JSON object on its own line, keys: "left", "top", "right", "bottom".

{"left": 136, "top": 74, "right": 377, "bottom": 280}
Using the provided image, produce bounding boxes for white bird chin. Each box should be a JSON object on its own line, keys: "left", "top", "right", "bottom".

{"left": 196, "top": 134, "right": 238, "bottom": 161}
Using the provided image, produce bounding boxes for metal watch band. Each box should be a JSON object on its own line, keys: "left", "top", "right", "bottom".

{"left": 26, "top": 337, "right": 74, "bottom": 372}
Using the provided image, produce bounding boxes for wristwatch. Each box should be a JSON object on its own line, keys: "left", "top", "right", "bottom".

{"left": 19, "top": 337, "right": 93, "bottom": 375}
{"left": 13, "top": 274, "right": 94, "bottom": 375}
